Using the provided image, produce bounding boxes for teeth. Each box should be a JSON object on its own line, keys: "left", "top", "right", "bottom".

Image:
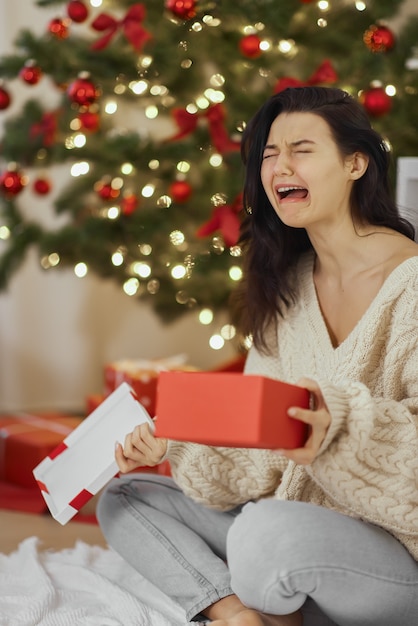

{"left": 277, "top": 186, "right": 304, "bottom": 192}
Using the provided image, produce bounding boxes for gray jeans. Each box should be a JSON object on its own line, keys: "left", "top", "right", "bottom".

{"left": 97, "top": 474, "right": 418, "bottom": 625}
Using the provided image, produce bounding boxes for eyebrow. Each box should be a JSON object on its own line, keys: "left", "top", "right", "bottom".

{"left": 263, "top": 139, "right": 316, "bottom": 150}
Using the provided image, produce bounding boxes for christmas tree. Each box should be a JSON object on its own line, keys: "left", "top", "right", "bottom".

{"left": 0, "top": 0, "right": 416, "bottom": 340}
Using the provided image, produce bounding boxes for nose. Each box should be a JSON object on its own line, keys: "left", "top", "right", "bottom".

{"left": 272, "top": 153, "right": 293, "bottom": 176}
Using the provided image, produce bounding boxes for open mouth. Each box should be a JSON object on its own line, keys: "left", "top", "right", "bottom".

{"left": 276, "top": 186, "right": 308, "bottom": 200}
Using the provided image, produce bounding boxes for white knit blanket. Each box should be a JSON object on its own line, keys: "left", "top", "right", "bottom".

{"left": 0, "top": 537, "right": 193, "bottom": 625}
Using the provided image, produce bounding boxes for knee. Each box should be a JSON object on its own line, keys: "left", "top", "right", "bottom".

{"left": 227, "top": 499, "right": 307, "bottom": 563}
{"left": 226, "top": 500, "right": 319, "bottom": 604}
{"left": 226, "top": 500, "right": 284, "bottom": 606}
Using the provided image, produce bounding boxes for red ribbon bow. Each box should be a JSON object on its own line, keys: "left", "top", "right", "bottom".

{"left": 30, "top": 111, "right": 58, "bottom": 147}
{"left": 168, "top": 104, "right": 241, "bottom": 155}
{"left": 196, "top": 194, "right": 243, "bottom": 247}
{"left": 274, "top": 60, "right": 338, "bottom": 93}
{"left": 91, "top": 4, "right": 152, "bottom": 51}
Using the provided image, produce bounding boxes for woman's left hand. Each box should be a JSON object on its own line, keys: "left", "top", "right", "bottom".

{"left": 275, "top": 377, "right": 331, "bottom": 465}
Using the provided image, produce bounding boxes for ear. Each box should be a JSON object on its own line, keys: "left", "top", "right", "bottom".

{"left": 347, "top": 151, "right": 369, "bottom": 180}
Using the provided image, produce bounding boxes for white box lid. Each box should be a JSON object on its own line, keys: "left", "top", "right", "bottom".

{"left": 33, "top": 382, "right": 153, "bottom": 525}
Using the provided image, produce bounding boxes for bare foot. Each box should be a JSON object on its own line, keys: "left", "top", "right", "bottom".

{"left": 209, "top": 607, "right": 302, "bottom": 626}
{"left": 203, "top": 595, "right": 302, "bottom": 626}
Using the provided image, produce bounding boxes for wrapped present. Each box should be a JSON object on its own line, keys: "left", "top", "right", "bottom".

{"left": 33, "top": 382, "right": 157, "bottom": 525}
{"left": 0, "top": 412, "right": 83, "bottom": 488}
{"left": 104, "top": 354, "right": 195, "bottom": 417}
{"left": 85, "top": 393, "right": 105, "bottom": 415}
{"left": 155, "top": 372, "right": 310, "bottom": 449}
{"left": 0, "top": 479, "right": 103, "bottom": 521}
{"left": 211, "top": 353, "right": 247, "bottom": 373}
{"left": 0, "top": 479, "right": 48, "bottom": 514}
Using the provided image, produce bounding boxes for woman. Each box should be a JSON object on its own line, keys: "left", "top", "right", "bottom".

{"left": 97, "top": 87, "right": 418, "bottom": 626}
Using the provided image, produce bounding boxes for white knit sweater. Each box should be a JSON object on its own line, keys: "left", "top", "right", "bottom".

{"left": 168, "top": 253, "right": 418, "bottom": 561}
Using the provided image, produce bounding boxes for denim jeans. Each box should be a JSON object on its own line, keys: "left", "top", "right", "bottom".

{"left": 97, "top": 474, "right": 418, "bottom": 625}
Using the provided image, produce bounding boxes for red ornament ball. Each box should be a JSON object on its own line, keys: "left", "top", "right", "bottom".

{"left": 0, "top": 85, "right": 11, "bottom": 110}
{"left": 121, "top": 193, "right": 139, "bottom": 216}
{"left": 94, "top": 179, "right": 120, "bottom": 200}
{"left": 165, "top": 0, "right": 197, "bottom": 20}
{"left": 364, "top": 24, "right": 395, "bottom": 53}
{"left": 239, "top": 34, "right": 262, "bottom": 59}
{"left": 78, "top": 110, "right": 100, "bottom": 132}
{"left": 48, "top": 17, "right": 70, "bottom": 39}
{"left": 67, "top": 74, "right": 99, "bottom": 106}
{"left": 19, "top": 62, "right": 43, "bottom": 85}
{"left": 33, "top": 177, "right": 52, "bottom": 195}
{"left": 361, "top": 86, "right": 392, "bottom": 117}
{"left": 67, "top": 0, "right": 89, "bottom": 23}
{"left": 169, "top": 180, "right": 193, "bottom": 203}
{"left": 0, "top": 169, "right": 26, "bottom": 196}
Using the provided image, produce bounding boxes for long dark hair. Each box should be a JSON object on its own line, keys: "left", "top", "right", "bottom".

{"left": 232, "top": 86, "right": 415, "bottom": 351}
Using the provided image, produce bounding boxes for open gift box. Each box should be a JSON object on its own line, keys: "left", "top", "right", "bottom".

{"left": 33, "top": 383, "right": 155, "bottom": 525}
{"left": 155, "top": 372, "right": 310, "bottom": 449}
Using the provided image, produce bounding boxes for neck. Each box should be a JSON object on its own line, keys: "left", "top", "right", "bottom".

{"left": 308, "top": 222, "right": 403, "bottom": 280}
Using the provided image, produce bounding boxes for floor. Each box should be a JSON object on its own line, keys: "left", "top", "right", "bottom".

{"left": 0, "top": 495, "right": 107, "bottom": 555}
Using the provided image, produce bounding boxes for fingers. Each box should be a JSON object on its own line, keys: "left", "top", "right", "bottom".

{"left": 116, "top": 423, "right": 168, "bottom": 473}
{"left": 288, "top": 405, "right": 314, "bottom": 425}
{"left": 115, "top": 441, "right": 138, "bottom": 473}
{"left": 295, "top": 377, "right": 324, "bottom": 411}
{"left": 288, "top": 404, "right": 328, "bottom": 429}
{"left": 122, "top": 423, "right": 152, "bottom": 459}
{"left": 274, "top": 380, "right": 331, "bottom": 465}
{"left": 130, "top": 422, "right": 154, "bottom": 451}
{"left": 277, "top": 423, "right": 325, "bottom": 465}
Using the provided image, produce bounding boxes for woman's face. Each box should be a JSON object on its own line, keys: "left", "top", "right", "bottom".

{"left": 260, "top": 111, "right": 365, "bottom": 232}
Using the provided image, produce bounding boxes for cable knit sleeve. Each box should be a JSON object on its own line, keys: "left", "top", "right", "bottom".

{"left": 167, "top": 441, "right": 287, "bottom": 510}
{"left": 307, "top": 305, "right": 418, "bottom": 539}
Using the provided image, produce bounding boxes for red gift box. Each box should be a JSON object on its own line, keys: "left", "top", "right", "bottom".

{"left": 104, "top": 356, "right": 197, "bottom": 417}
{"left": 85, "top": 393, "right": 106, "bottom": 415}
{"left": 0, "top": 479, "right": 47, "bottom": 514}
{"left": 211, "top": 354, "right": 247, "bottom": 373}
{"left": 0, "top": 412, "right": 83, "bottom": 488}
{"left": 155, "top": 372, "right": 310, "bottom": 449}
{"left": 104, "top": 362, "right": 157, "bottom": 415}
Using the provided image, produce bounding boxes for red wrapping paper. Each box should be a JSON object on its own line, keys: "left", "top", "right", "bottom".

{"left": 0, "top": 413, "right": 82, "bottom": 488}
{"left": 104, "top": 355, "right": 196, "bottom": 417}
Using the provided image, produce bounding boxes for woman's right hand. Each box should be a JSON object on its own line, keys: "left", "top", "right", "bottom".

{"left": 115, "top": 422, "right": 168, "bottom": 473}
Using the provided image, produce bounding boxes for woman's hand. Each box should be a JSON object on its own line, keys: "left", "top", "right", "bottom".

{"left": 115, "top": 422, "right": 168, "bottom": 473}
{"left": 276, "top": 378, "right": 331, "bottom": 465}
